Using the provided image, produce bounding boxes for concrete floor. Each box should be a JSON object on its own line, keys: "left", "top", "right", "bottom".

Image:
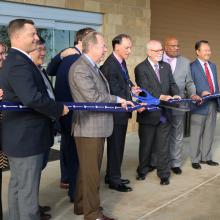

{"left": 3, "top": 118, "right": 220, "bottom": 220}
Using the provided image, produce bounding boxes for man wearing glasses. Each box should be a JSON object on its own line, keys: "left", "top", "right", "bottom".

{"left": 135, "top": 40, "right": 180, "bottom": 185}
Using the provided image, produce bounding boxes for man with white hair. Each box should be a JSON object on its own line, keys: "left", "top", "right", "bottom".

{"left": 135, "top": 40, "right": 180, "bottom": 185}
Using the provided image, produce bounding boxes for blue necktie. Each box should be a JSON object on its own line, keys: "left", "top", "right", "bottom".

{"left": 121, "top": 61, "right": 129, "bottom": 81}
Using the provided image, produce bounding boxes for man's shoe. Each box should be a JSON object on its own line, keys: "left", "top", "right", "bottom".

{"left": 136, "top": 174, "right": 146, "bottom": 181}
{"left": 40, "top": 213, "right": 51, "bottom": 220}
{"left": 105, "top": 178, "right": 130, "bottom": 185}
{"left": 121, "top": 178, "right": 130, "bottom": 185}
{"left": 39, "top": 205, "right": 51, "bottom": 213}
{"left": 192, "top": 163, "right": 201, "bottom": 169}
{"left": 60, "top": 182, "right": 69, "bottom": 189}
{"left": 171, "top": 167, "right": 182, "bottom": 175}
{"left": 109, "top": 183, "right": 132, "bottom": 192}
{"left": 96, "top": 214, "right": 115, "bottom": 220}
{"left": 201, "top": 160, "right": 219, "bottom": 166}
{"left": 74, "top": 206, "right": 103, "bottom": 215}
{"left": 160, "top": 178, "right": 170, "bottom": 185}
{"left": 74, "top": 209, "right": 83, "bottom": 215}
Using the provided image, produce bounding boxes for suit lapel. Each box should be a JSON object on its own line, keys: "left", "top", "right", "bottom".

{"left": 81, "top": 55, "right": 110, "bottom": 93}
{"left": 11, "top": 49, "right": 49, "bottom": 95}
{"left": 195, "top": 59, "right": 207, "bottom": 81}
{"left": 110, "top": 54, "right": 129, "bottom": 83}
{"left": 158, "top": 62, "right": 166, "bottom": 85}
{"left": 173, "top": 56, "right": 181, "bottom": 75}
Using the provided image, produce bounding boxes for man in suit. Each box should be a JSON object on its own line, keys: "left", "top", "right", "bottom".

{"left": 47, "top": 27, "right": 94, "bottom": 200}
{"left": 190, "top": 40, "right": 220, "bottom": 169}
{"left": 163, "top": 37, "right": 201, "bottom": 175}
{"left": 29, "top": 35, "right": 56, "bottom": 220}
{"left": 101, "top": 34, "right": 138, "bottom": 192}
{"left": 0, "top": 40, "right": 7, "bottom": 220}
{"left": 69, "top": 31, "right": 133, "bottom": 220}
{"left": 135, "top": 40, "right": 180, "bottom": 185}
{"left": 0, "top": 19, "right": 69, "bottom": 220}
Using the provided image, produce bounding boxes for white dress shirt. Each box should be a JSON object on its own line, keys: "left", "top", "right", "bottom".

{"left": 163, "top": 52, "right": 177, "bottom": 73}
{"left": 198, "top": 58, "right": 216, "bottom": 92}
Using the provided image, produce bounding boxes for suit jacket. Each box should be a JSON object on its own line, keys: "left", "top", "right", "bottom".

{"left": 0, "top": 48, "right": 63, "bottom": 157}
{"left": 47, "top": 54, "right": 81, "bottom": 132}
{"left": 172, "top": 56, "right": 196, "bottom": 98}
{"left": 190, "top": 59, "right": 220, "bottom": 115}
{"left": 100, "top": 53, "right": 133, "bottom": 125}
{"left": 135, "top": 58, "right": 180, "bottom": 125}
{"left": 170, "top": 56, "right": 196, "bottom": 115}
{"left": 68, "top": 54, "right": 117, "bottom": 137}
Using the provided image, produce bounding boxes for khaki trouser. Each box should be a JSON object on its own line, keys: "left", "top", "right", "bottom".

{"left": 74, "top": 137, "right": 105, "bottom": 220}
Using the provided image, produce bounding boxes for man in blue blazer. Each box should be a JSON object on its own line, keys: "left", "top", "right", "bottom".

{"left": 47, "top": 27, "right": 94, "bottom": 201}
{"left": 190, "top": 40, "right": 220, "bottom": 169}
{"left": 0, "top": 19, "right": 69, "bottom": 220}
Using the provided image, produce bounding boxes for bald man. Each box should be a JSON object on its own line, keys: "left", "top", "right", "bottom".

{"left": 135, "top": 40, "right": 180, "bottom": 185}
{"left": 163, "top": 37, "right": 201, "bottom": 174}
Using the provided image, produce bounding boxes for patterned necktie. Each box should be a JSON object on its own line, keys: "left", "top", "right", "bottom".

{"left": 204, "top": 63, "right": 214, "bottom": 94}
{"left": 154, "top": 64, "right": 160, "bottom": 82}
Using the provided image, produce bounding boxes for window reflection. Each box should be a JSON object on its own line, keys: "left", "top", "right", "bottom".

{"left": 0, "top": 25, "right": 76, "bottom": 67}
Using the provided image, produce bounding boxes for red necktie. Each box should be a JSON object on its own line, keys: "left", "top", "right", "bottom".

{"left": 204, "top": 63, "right": 214, "bottom": 94}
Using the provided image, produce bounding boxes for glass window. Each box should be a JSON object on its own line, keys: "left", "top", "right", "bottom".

{"left": 0, "top": 26, "right": 77, "bottom": 66}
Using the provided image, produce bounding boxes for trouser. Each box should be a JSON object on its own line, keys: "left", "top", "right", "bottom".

{"left": 74, "top": 137, "right": 104, "bottom": 220}
{"left": 61, "top": 131, "right": 78, "bottom": 199}
{"left": 8, "top": 154, "right": 44, "bottom": 220}
{"left": 169, "top": 115, "right": 184, "bottom": 168}
{"left": 138, "top": 122, "right": 171, "bottom": 179}
{"left": 106, "top": 123, "right": 128, "bottom": 186}
{"left": 190, "top": 102, "right": 217, "bottom": 163}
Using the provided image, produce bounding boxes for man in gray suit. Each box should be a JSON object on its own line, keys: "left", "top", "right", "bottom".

{"left": 163, "top": 37, "right": 201, "bottom": 174}
{"left": 68, "top": 31, "right": 132, "bottom": 220}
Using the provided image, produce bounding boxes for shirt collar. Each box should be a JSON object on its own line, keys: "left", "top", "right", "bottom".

{"left": 113, "top": 52, "right": 123, "bottom": 64}
{"left": 198, "top": 58, "right": 208, "bottom": 66}
{"left": 11, "top": 47, "right": 32, "bottom": 60}
{"left": 74, "top": 46, "right": 82, "bottom": 54}
{"left": 163, "top": 52, "right": 176, "bottom": 62}
{"left": 148, "top": 57, "right": 158, "bottom": 69}
{"left": 83, "top": 53, "right": 96, "bottom": 67}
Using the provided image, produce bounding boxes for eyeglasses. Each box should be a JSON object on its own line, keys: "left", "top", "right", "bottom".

{"left": 150, "top": 49, "right": 164, "bottom": 53}
{"left": 35, "top": 48, "right": 46, "bottom": 52}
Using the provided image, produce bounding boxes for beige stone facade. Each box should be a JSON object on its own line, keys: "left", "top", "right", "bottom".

{"left": 4, "top": 0, "right": 151, "bottom": 132}
{"left": 151, "top": 0, "right": 220, "bottom": 77}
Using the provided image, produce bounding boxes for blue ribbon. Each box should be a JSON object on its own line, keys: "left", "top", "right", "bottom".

{"left": 1, "top": 90, "right": 219, "bottom": 112}
{"left": 0, "top": 101, "right": 159, "bottom": 112}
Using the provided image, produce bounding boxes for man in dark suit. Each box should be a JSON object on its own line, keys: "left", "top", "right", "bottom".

{"left": 190, "top": 40, "right": 220, "bottom": 169}
{"left": 135, "top": 40, "right": 180, "bottom": 185}
{"left": 0, "top": 19, "right": 69, "bottom": 220}
{"left": 47, "top": 28, "right": 94, "bottom": 198}
{"left": 29, "top": 35, "right": 56, "bottom": 220}
{"left": 101, "top": 34, "right": 137, "bottom": 192}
